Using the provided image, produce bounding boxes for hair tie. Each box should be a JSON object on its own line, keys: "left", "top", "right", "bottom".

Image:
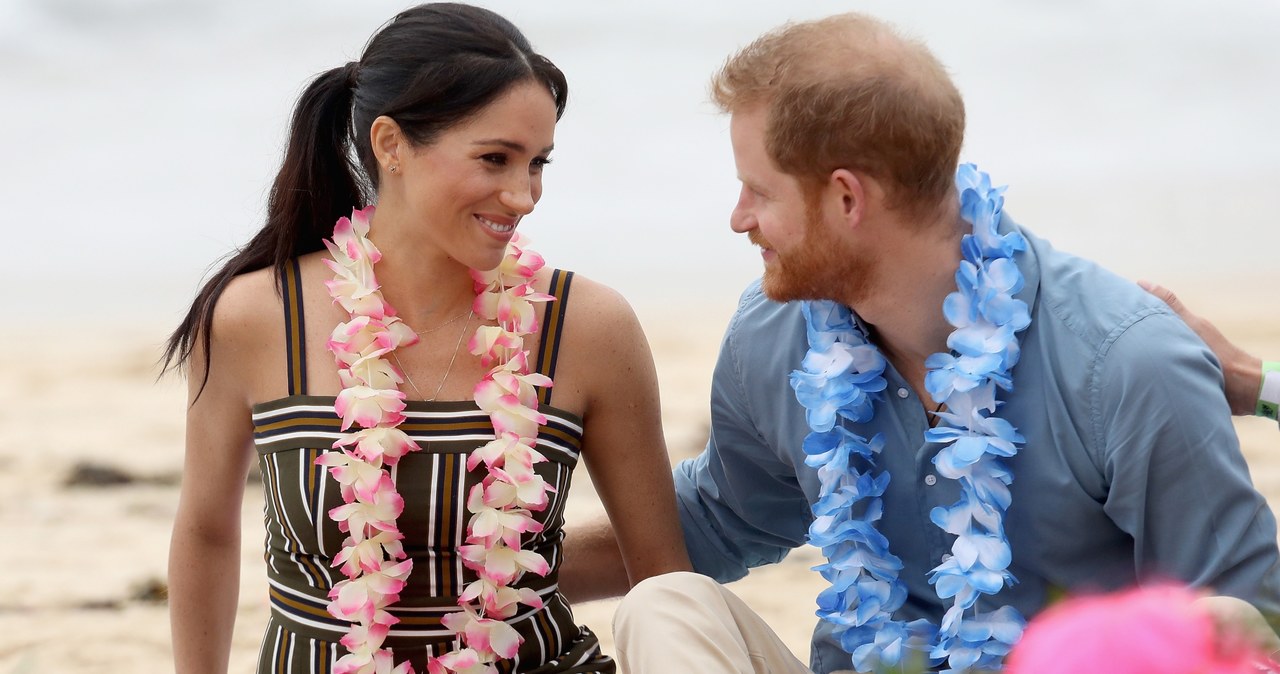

{"left": 342, "top": 61, "right": 360, "bottom": 89}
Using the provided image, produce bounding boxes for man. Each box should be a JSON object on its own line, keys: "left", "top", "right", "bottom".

{"left": 562, "top": 13, "right": 1280, "bottom": 674}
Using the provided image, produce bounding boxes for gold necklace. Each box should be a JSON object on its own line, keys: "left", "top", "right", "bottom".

{"left": 393, "top": 309, "right": 474, "bottom": 401}
{"left": 411, "top": 306, "right": 472, "bottom": 335}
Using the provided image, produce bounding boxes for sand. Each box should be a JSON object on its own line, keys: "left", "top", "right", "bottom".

{"left": 2, "top": 296, "right": 1277, "bottom": 673}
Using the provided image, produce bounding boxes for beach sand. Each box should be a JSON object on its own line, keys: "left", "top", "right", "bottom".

{"left": 2, "top": 296, "right": 1277, "bottom": 673}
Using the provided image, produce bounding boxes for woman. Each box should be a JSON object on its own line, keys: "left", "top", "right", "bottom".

{"left": 165, "top": 4, "right": 690, "bottom": 673}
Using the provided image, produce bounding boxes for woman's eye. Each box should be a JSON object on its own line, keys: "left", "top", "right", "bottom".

{"left": 481, "top": 154, "right": 507, "bottom": 166}
{"left": 530, "top": 156, "right": 553, "bottom": 172}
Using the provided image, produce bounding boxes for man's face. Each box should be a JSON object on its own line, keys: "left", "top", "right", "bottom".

{"left": 728, "top": 108, "right": 872, "bottom": 305}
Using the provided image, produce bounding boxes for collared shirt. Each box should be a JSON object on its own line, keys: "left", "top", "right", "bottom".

{"left": 675, "top": 212, "right": 1280, "bottom": 674}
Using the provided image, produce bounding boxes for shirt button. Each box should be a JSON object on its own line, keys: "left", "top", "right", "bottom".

{"left": 896, "top": 387, "right": 910, "bottom": 399}
{"left": 924, "top": 474, "right": 938, "bottom": 486}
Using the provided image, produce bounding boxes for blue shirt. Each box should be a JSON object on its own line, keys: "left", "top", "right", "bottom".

{"left": 675, "top": 213, "right": 1280, "bottom": 673}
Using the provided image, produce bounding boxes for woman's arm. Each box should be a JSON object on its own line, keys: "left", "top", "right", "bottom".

{"left": 560, "top": 278, "right": 692, "bottom": 587}
{"left": 168, "top": 277, "right": 266, "bottom": 673}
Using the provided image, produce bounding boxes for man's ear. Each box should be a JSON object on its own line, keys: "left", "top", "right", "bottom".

{"left": 827, "top": 168, "right": 867, "bottom": 231}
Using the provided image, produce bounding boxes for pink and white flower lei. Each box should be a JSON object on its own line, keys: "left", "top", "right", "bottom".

{"left": 318, "top": 206, "right": 556, "bottom": 674}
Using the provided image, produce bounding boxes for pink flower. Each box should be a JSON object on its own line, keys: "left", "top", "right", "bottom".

{"left": 466, "top": 433, "right": 547, "bottom": 473}
{"left": 460, "top": 579, "right": 544, "bottom": 619}
{"left": 484, "top": 467, "right": 551, "bottom": 512}
{"left": 328, "top": 559, "right": 413, "bottom": 623}
{"left": 459, "top": 544, "right": 549, "bottom": 586}
{"left": 441, "top": 608, "right": 523, "bottom": 659}
{"left": 465, "top": 483, "right": 543, "bottom": 548}
{"left": 497, "top": 245, "right": 544, "bottom": 279}
{"left": 468, "top": 326, "right": 525, "bottom": 368}
{"left": 427, "top": 649, "right": 497, "bottom": 674}
{"left": 473, "top": 381, "right": 545, "bottom": 438}
{"left": 324, "top": 257, "right": 388, "bottom": 319}
{"left": 333, "top": 530, "right": 406, "bottom": 578}
{"left": 334, "top": 427, "right": 421, "bottom": 466}
{"left": 1005, "top": 585, "right": 1262, "bottom": 674}
{"left": 316, "top": 452, "right": 390, "bottom": 502}
{"left": 335, "top": 385, "right": 408, "bottom": 430}
{"left": 334, "top": 627, "right": 415, "bottom": 674}
{"left": 328, "top": 480, "right": 405, "bottom": 542}
{"left": 472, "top": 282, "right": 553, "bottom": 335}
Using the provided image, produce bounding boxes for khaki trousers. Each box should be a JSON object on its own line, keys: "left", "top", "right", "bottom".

{"left": 612, "top": 572, "right": 856, "bottom": 674}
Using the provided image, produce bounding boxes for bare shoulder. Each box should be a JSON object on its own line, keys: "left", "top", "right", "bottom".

{"left": 210, "top": 267, "right": 281, "bottom": 346}
{"left": 548, "top": 272, "right": 656, "bottom": 412}
{"left": 557, "top": 273, "right": 645, "bottom": 345}
{"left": 199, "top": 266, "right": 287, "bottom": 403}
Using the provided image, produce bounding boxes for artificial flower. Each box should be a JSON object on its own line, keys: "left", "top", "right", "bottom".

{"left": 1005, "top": 586, "right": 1262, "bottom": 674}
{"left": 335, "top": 385, "right": 408, "bottom": 431}
{"left": 791, "top": 165, "right": 1030, "bottom": 672}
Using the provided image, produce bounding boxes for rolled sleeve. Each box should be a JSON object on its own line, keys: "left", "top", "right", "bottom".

{"left": 676, "top": 286, "right": 813, "bottom": 583}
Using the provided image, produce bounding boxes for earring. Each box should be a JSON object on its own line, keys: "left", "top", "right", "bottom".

{"left": 389, "top": 165, "right": 399, "bottom": 174}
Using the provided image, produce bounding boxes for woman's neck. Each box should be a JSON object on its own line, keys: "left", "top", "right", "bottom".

{"left": 367, "top": 213, "right": 476, "bottom": 328}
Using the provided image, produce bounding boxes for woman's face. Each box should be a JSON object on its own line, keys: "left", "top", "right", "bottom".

{"left": 394, "top": 80, "right": 558, "bottom": 271}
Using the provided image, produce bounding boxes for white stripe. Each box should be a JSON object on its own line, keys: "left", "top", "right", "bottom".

{"left": 545, "top": 593, "right": 565, "bottom": 658}
{"left": 255, "top": 432, "right": 581, "bottom": 463}
{"left": 297, "top": 451, "right": 313, "bottom": 521}
{"left": 270, "top": 580, "right": 564, "bottom": 645}
{"left": 255, "top": 621, "right": 272, "bottom": 669}
{"left": 285, "top": 630, "right": 296, "bottom": 670}
{"left": 452, "top": 455, "right": 467, "bottom": 594}
{"left": 270, "top": 625, "right": 283, "bottom": 673}
{"left": 255, "top": 430, "right": 345, "bottom": 445}
{"left": 252, "top": 404, "right": 337, "bottom": 421}
{"left": 301, "top": 451, "right": 335, "bottom": 588}
{"left": 254, "top": 404, "right": 583, "bottom": 433}
{"left": 427, "top": 453, "right": 442, "bottom": 597}
{"left": 270, "top": 573, "right": 559, "bottom": 609}
{"left": 314, "top": 466, "right": 328, "bottom": 566}
{"left": 529, "top": 612, "right": 548, "bottom": 670}
{"left": 263, "top": 496, "right": 280, "bottom": 575}
{"left": 270, "top": 454, "right": 321, "bottom": 588}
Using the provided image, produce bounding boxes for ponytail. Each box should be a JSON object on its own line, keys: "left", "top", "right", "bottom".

{"left": 162, "top": 64, "right": 365, "bottom": 396}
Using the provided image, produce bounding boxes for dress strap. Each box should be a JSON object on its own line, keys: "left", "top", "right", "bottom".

{"left": 280, "top": 258, "right": 308, "bottom": 396}
{"left": 534, "top": 269, "right": 574, "bottom": 406}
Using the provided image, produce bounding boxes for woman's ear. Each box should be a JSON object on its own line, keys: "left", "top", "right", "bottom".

{"left": 370, "top": 115, "right": 404, "bottom": 175}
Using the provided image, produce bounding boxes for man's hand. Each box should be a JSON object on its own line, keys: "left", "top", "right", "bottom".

{"left": 1139, "top": 281, "right": 1263, "bottom": 416}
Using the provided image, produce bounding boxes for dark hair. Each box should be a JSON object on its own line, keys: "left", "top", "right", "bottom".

{"left": 163, "top": 3, "right": 568, "bottom": 394}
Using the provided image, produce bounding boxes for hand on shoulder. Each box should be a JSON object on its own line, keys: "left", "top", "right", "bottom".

{"left": 1139, "top": 281, "right": 1265, "bottom": 417}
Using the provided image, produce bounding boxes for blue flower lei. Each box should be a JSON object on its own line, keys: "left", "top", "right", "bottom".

{"left": 790, "top": 164, "right": 1032, "bottom": 673}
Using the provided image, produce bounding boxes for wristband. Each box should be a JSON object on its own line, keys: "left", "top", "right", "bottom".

{"left": 1259, "top": 361, "right": 1280, "bottom": 421}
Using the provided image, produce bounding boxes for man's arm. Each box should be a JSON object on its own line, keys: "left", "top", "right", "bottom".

{"left": 1095, "top": 310, "right": 1280, "bottom": 603}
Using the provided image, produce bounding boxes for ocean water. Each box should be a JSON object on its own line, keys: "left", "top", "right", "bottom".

{"left": 4, "top": 0, "right": 1278, "bottom": 325}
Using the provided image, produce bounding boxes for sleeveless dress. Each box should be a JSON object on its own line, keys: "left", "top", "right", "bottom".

{"left": 251, "top": 261, "right": 615, "bottom": 674}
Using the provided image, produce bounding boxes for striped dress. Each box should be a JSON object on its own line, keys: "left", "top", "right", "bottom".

{"left": 251, "top": 261, "right": 614, "bottom": 673}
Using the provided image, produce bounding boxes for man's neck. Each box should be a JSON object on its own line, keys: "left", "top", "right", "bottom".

{"left": 851, "top": 201, "right": 965, "bottom": 390}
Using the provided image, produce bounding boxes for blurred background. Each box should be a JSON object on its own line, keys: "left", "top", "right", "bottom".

{"left": 4, "top": 0, "right": 1279, "bottom": 324}
{"left": 2, "top": 1, "right": 1278, "bottom": 672}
